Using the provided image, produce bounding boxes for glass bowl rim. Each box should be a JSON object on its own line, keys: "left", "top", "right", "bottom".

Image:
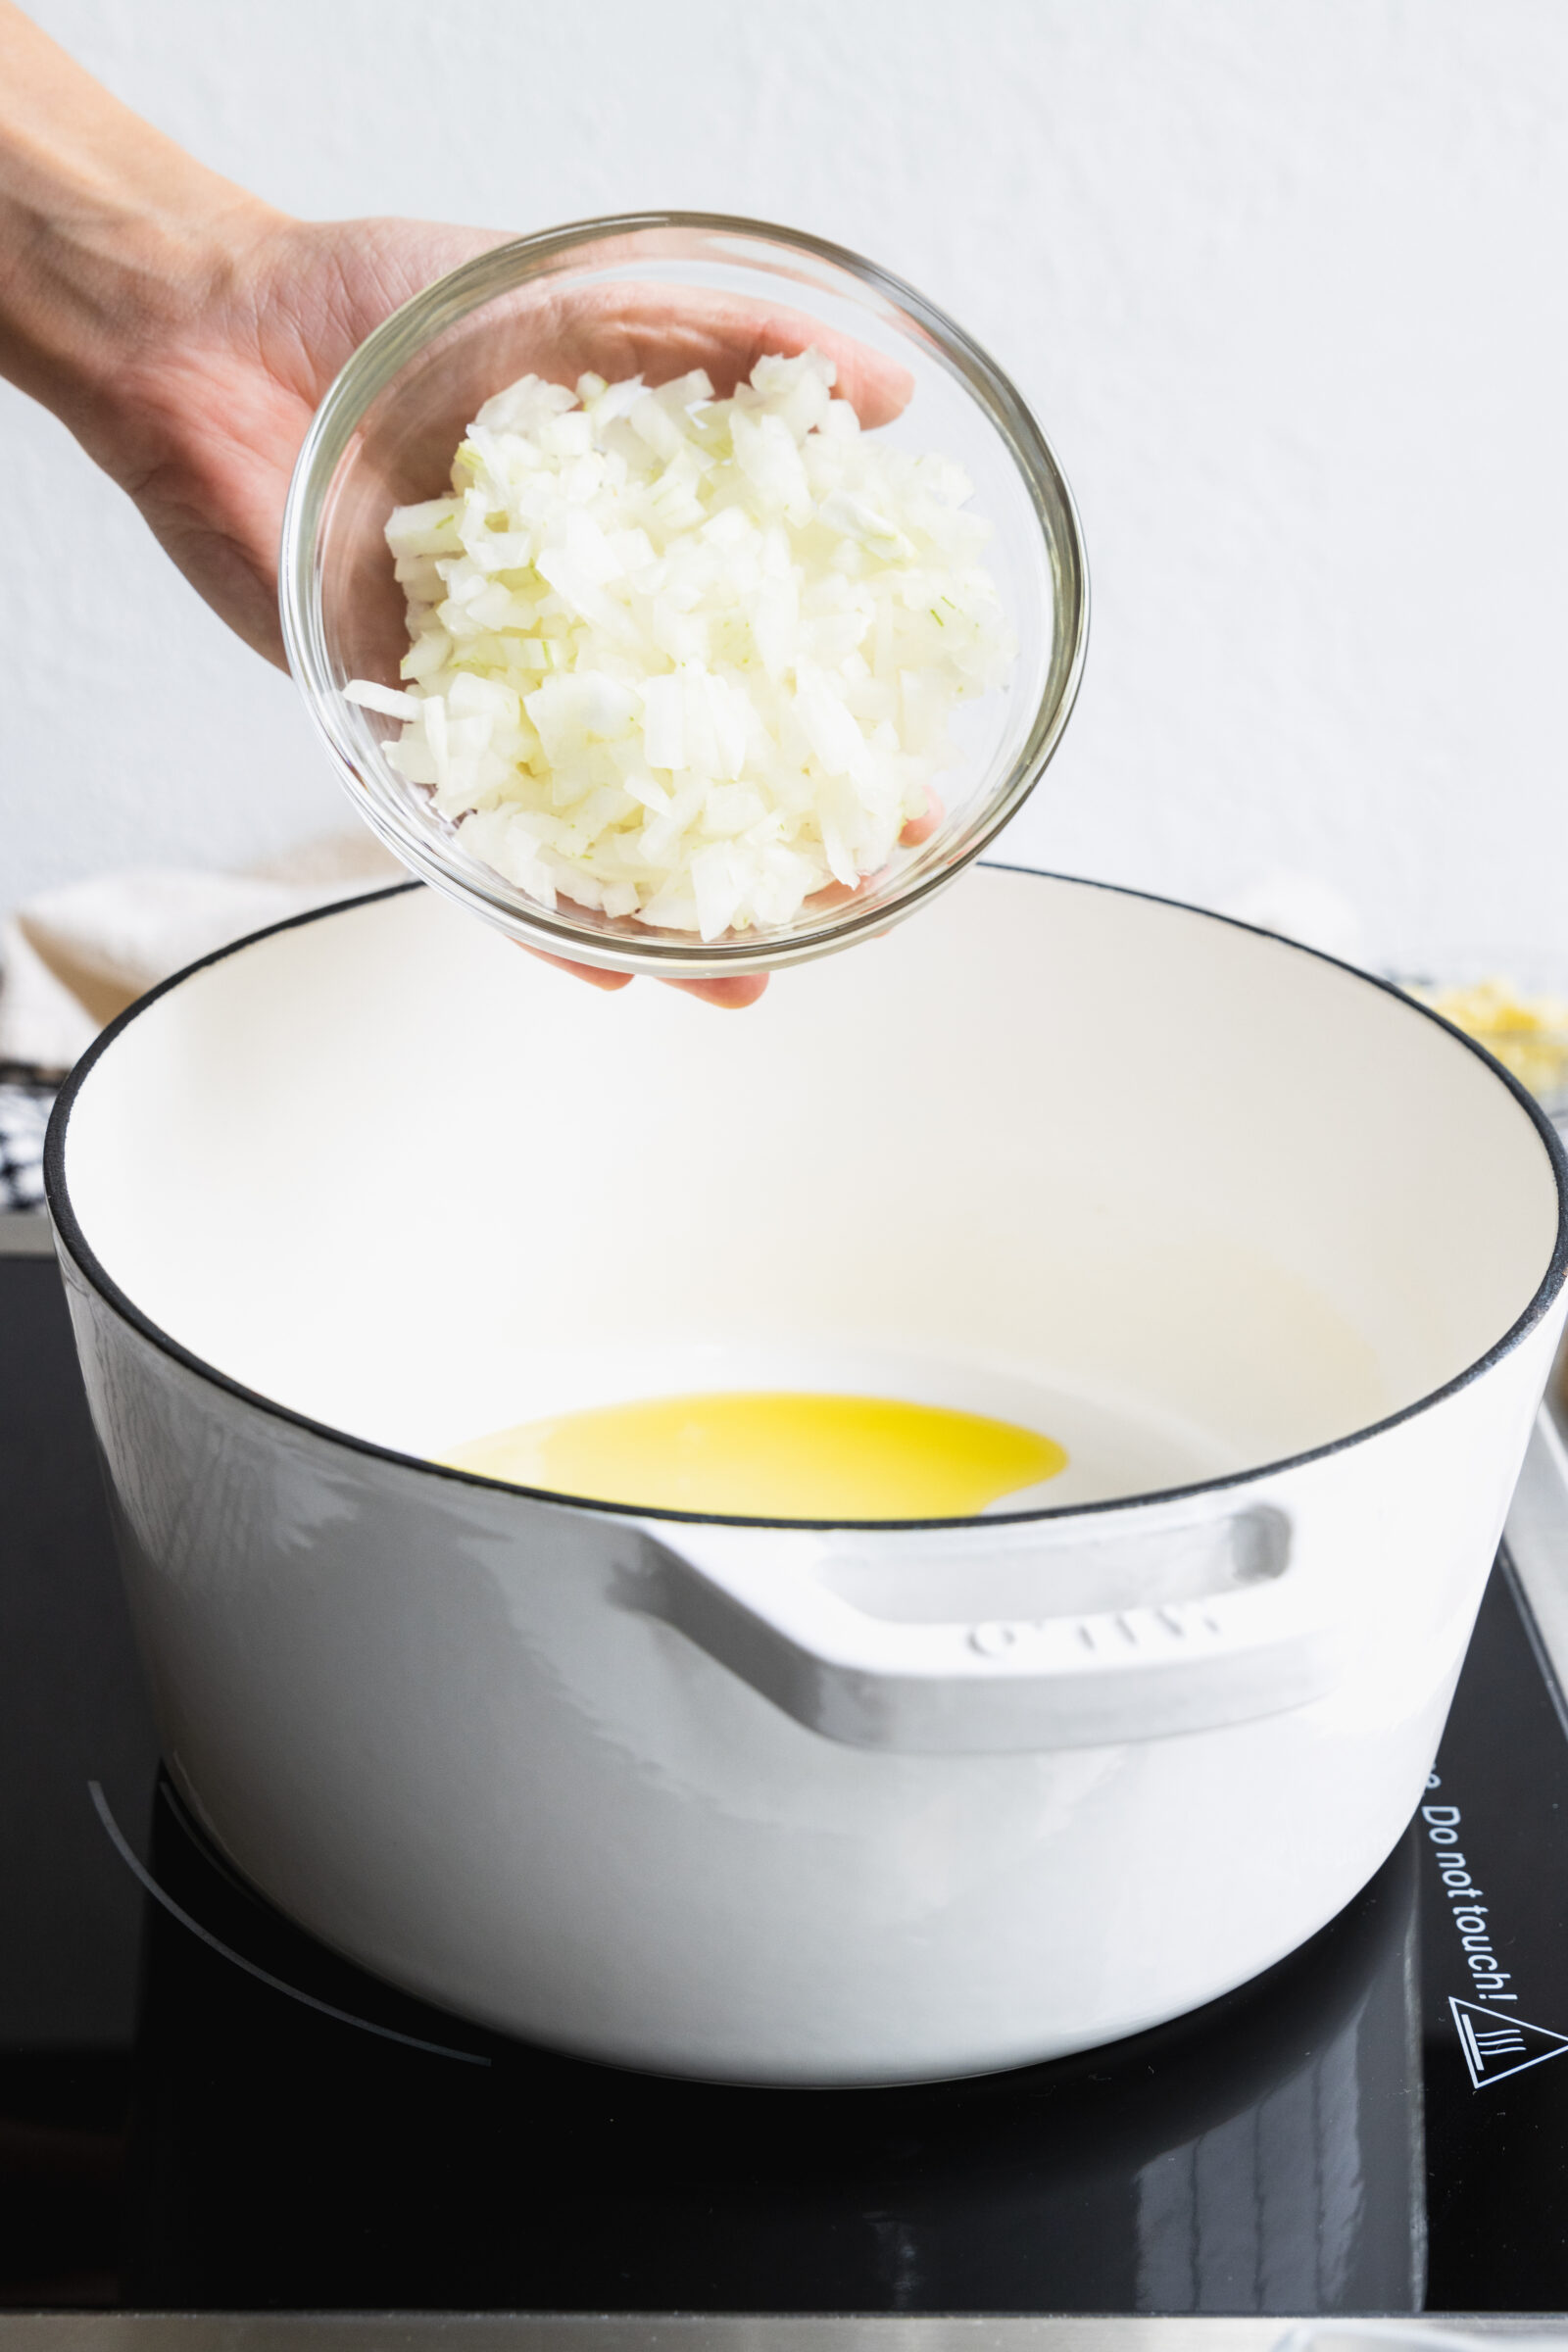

{"left": 278, "top": 208, "right": 1091, "bottom": 976}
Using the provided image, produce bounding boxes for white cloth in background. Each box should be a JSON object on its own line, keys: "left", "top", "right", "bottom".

{"left": 0, "top": 832, "right": 408, "bottom": 1076}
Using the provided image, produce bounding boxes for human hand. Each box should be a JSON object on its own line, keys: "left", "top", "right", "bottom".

{"left": 0, "top": 6, "right": 929, "bottom": 1006}
{"left": 110, "top": 214, "right": 930, "bottom": 1005}
{"left": 71, "top": 214, "right": 918, "bottom": 676}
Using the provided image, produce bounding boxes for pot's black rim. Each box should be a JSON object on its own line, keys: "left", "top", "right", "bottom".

{"left": 43, "top": 863, "right": 1568, "bottom": 1534}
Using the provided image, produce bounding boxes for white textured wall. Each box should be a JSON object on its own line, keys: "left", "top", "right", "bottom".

{"left": 6, "top": 0, "right": 1568, "bottom": 967}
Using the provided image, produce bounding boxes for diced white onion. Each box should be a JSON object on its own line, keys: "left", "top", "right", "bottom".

{"left": 347, "top": 348, "right": 1013, "bottom": 944}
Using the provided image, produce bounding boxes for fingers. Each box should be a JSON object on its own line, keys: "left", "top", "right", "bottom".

{"left": 520, "top": 944, "right": 633, "bottom": 991}
{"left": 310, "top": 220, "right": 914, "bottom": 429}
{"left": 662, "top": 972, "right": 771, "bottom": 1009}
{"left": 520, "top": 941, "right": 768, "bottom": 1009}
{"left": 899, "top": 788, "right": 944, "bottom": 847}
{"left": 534, "top": 282, "right": 914, "bottom": 427}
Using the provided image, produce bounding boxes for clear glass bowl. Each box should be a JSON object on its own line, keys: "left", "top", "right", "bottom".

{"left": 279, "top": 213, "right": 1089, "bottom": 978}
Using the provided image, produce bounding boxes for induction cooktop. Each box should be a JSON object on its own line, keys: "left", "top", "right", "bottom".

{"left": 5, "top": 1239, "right": 1568, "bottom": 2325}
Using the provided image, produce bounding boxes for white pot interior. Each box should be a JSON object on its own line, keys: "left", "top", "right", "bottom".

{"left": 57, "top": 866, "right": 1563, "bottom": 1513}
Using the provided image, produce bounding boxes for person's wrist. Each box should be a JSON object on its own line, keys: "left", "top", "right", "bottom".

{"left": 25, "top": 192, "right": 277, "bottom": 434}
{"left": 80, "top": 185, "right": 279, "bottom": 339}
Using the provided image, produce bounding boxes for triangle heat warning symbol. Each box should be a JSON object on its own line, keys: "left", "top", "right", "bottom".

{"left": 1450, "top": 1997, "right": 1568, "bottom": 2090}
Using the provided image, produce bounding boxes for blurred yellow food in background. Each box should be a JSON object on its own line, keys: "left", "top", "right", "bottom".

{"left": 1413, "top": 977, "right": 1568, "bottom": 1104}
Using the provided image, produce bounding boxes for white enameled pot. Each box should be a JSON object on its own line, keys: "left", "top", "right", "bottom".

{"left": 46, "top": 867, "right": 1568, "bottom": 2085}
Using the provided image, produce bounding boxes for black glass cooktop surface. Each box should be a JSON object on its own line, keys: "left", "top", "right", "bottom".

{"left": 5, "top": 1249, "right": 1568, "bottom": 2317}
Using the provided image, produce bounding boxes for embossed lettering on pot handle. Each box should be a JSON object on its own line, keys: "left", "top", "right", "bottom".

{"left": 629, "top": 1498, "right": 1337, "bottom": 1752}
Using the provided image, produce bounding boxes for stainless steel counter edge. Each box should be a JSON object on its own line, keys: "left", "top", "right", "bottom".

{"left": 1503, "top": 1408, "right": 1568, "bottom": 1707}
{"left": 0, "top": 2321, "right": 1564, "bottom": 2350}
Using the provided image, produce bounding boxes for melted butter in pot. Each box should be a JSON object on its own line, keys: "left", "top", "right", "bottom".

{"left": 440, "top": 1392, "right": 1067, "bottom": 1519}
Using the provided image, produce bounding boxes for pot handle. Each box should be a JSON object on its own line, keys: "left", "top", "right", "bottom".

{"left": 632, "top": 1500, "right": 1337, "bottom": 1752}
